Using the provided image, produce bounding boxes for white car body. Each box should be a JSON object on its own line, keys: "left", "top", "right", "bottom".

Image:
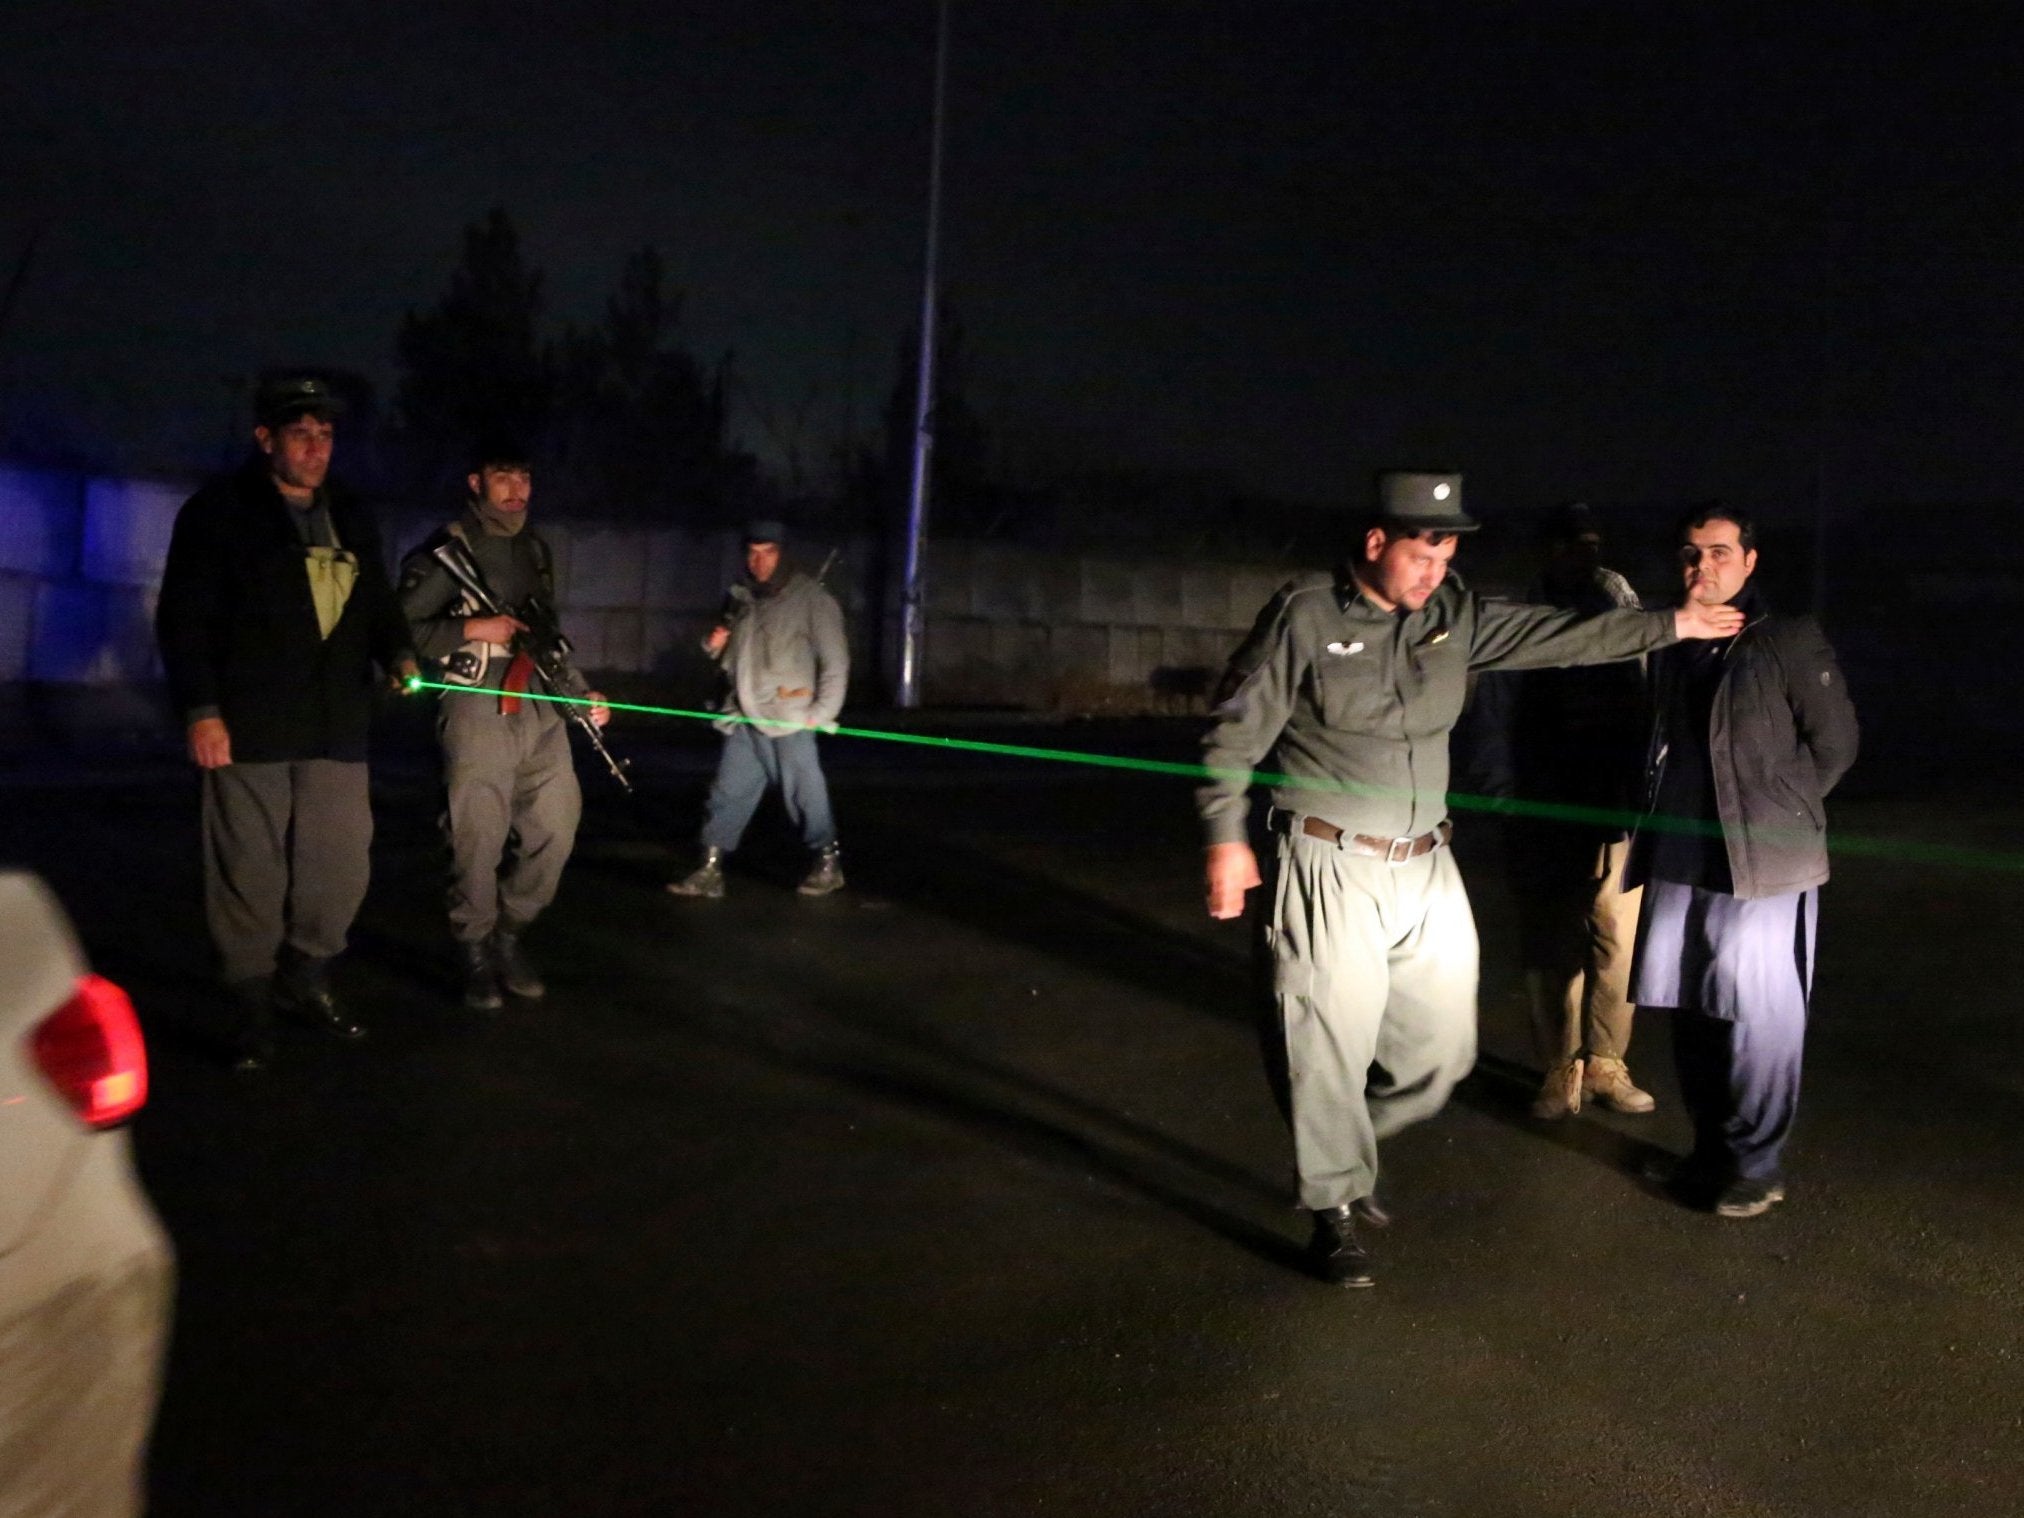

{"left": 0, "top": 872, "right": 174, "bottom": 1518}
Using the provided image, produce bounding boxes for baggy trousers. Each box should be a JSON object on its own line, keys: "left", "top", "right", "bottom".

{"left": 1263, "top": 826, "right": 1481, "bottom": 1211}
{"left": 699, "top": 725, "right": 837, "bottom": 853}
{"left": 442, "top": 696, "right": 582, "bottom": 944}
{"left": 1630, "top": 882, "right": 1816, "bottom": 1182}
{"left": 202, "top": 759, "right": 372, "bottom": 983}
{"left": 1517, "top": 834, "right": 1643, "bottom": 1065}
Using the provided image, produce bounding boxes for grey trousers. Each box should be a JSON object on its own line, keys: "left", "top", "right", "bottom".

{"left": 202, "top": 759, "right": 372, "bottom": 983}
{"left": 1263, "top": 824, "right": 1481, "bottom": 1211}
{"left": 442, "top": 696, "right": 581, "bottom": 944}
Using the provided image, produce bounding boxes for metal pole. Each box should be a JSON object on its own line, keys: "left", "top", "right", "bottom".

{"left": 1810, "top": 224, "right": 1838, "bottom": 618}
{"left": 896, "top": 0, "right": 950, "bottom": 709}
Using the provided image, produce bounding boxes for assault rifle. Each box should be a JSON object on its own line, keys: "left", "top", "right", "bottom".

{"left": 429, "top": 537, "right": 634, "bottom": 793}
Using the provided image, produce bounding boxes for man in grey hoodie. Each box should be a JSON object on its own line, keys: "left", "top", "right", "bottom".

{"left": 667, "top": 521, "right": 849, "bottom": 898}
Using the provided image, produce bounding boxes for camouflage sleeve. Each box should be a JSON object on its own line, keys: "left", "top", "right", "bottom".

{"left": 396, "top": 542, "right": 474, "bottom": 664}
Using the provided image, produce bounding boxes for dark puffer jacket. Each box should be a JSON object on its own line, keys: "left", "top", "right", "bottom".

{"left": 155, "top": 460, "right": 413, "bottom": 763}
{"left": 1628, "top": 607, "right": 1859, "bottom": 901}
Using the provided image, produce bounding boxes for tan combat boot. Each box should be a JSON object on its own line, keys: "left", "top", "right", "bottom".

{"left": 1583, "top": 1055, "right": 1656, "bottom": 1114}
{"left": 1530, "top": 1057, "right": 1583, "bottom": 1120}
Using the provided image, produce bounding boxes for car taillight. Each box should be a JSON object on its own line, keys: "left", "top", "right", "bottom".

{"left": 31, "top": 974, "right": 149, "bottom": 1129}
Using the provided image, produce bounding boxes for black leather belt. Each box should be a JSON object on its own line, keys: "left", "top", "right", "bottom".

{"left": 1274, "top": 811, "right": 1452, "bottom": 863}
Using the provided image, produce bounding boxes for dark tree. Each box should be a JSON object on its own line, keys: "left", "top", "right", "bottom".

{"left": 549, "top": 247, "right": 731, "bottom": 522}
{"left": 389, "top": 207, "right": 550, "bottom": 497}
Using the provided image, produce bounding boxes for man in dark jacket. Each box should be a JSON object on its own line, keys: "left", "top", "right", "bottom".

{"left": 1627, "top": 504, "right": 1858, "bottom": 1217}
{"left": 155, "top": 376, "right": 415, "bottom": 1068}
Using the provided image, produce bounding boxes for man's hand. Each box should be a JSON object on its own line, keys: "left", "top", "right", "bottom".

{"left": 585, "top": 691, "right": 611, "bottom": 728}
{"left": 1674, "top": 601, "right": 1746, "bottom": 640}
{"left": 464, "top": 614, "right": 528, "bottom": 645}
{"left": 187, "top": 716, "right": 232, "bottom": 769}
{"left": 704, "top": 625, "right": 730, "bottom": 656}
{"left": 390, "top": 656, "right": 420, "bottom": 694}
{"left": 1206, "top": 841, "right": 1262, "bottom": 920}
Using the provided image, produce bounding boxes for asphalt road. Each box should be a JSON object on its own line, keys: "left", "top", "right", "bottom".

{"left": 7, "top": 716, "right": 2021, "bottom": 1517}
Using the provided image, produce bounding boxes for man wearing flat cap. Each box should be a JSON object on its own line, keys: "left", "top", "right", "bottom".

{"left": 1198, "top": 471, "right": 1744, "bottom": 1286}
{"left": 156, "top": 375, "right": 416, "bottom": 1069}
{"left": 667, "top": 520, "right": 849, "bottom": 899}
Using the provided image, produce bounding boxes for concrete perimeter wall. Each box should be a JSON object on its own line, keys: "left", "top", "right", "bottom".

{"left": 2, "top": 465, "right": 1275, "bottom": 712}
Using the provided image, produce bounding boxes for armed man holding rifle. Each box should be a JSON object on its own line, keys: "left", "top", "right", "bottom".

{"left": 666, "top": 519, "right": 849, "bottom": 899}
{"left": 398, "top": 440, "right": 611, "bottom": 1011}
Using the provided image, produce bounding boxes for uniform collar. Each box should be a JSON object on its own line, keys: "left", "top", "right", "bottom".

{"left": 1334, "top": 566, "right": 1460, "bottom": 623}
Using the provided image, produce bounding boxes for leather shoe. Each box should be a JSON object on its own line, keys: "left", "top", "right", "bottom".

{"left": 1714, "top": 1177, "right": 1787, "bottom": 1219}
{"left": 666, "top": 847, "right": 726, "bottom": 899}
{"left": 1307, "top": 1204, "right": 1375, "bottom": 1288}
{"left": 492, "top": 928, "right": 545, "bottom": 1000}
{"left": 797, "top": 844, "right": 845, "bottom": 897}
{"left": 459, "top": 939, "right": 503, "bottom": 1012}
{"left": 224, "top": 976, "right": 275, "bottom": 1073}
{"left": 1531, "top": 1057, "right": 1584, "bottom": 1119}
{"left": 1583, "top": 1056, "right": 1657, "bottom": 1114}
{"left": 1350, "top": 1194, "right": 1393, "bottom": 1230}
{"left": 275, "top": 953, "right": 366, "bottom": 1040}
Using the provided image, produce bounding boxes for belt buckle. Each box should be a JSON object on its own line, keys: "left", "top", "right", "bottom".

{"left": 1385, "top": 834, "right": 1415, "bottom": 865}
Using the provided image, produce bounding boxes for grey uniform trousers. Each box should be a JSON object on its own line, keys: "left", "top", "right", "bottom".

{"left": 1263, "top": 824, "right": 1481, "bottom": 1211}
{"left": 441, "top": 694, "right": 581, "bottom": 944}
{"left": 202, "top": 759, "right": 372, "bottom": 983}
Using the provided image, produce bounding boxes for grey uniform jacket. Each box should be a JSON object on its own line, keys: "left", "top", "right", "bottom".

{"left": 1199, "top": 569, "right": 1678, "bottom": 845}
{"left": 1627, "top": 613, "right": 1858, "bottom": 901}
{"left": 719, "top": 571, "right": 849, "bottom": 737}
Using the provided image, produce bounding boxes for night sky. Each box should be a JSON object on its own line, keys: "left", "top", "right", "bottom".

{"left": 4, "top": 1, "right": 2024, "bottom": 515}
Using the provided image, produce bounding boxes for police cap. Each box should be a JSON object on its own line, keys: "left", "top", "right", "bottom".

{"left": 255, "top": 375, "right": 345, "bottom": 428}
{"left": 1375, "top": 471, "right": 1477, "bottom": 533}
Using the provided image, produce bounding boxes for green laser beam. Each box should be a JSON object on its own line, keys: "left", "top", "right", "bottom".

{"left": 405, "top": 677, "right": 2024, "bottom": 873}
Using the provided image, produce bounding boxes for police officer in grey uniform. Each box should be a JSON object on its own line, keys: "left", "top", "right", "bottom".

{"left": 397, "top": 443, "right": 609, "bottom": 1010}
{"left": 1200, "top": 472, "right": 1745, "bottom": 1286}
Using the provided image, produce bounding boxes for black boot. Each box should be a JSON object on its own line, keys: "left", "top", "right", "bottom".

{"left": 274, "top": 948, "right": 366, "bottom": 1040}
{"left": 491, "top": 925, "right": 545, "bottom": 1000}
{"left": 225, "top": 975, "right": 276, "bottom": 1073}
{"left": 666, "top": 846, "right": 726, "bottom": 899}
{"left": 459, "top": 939, "right": 503, "bottom": 1013}
{"left": 797, "top": 843, "right": 845, "bottom": 897}
{"left": 1307, "top": 1204, "right": 1376, "bottom": 1288}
